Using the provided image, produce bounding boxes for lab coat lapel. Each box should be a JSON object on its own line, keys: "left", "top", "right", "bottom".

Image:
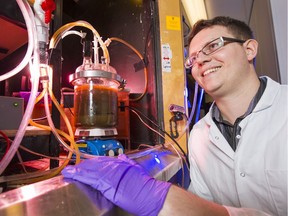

{"left": 205, "top": 114, "right": 235, "bottom": 159}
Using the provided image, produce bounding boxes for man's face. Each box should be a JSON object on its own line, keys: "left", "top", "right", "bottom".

{"left": 188, "top": 26, "right": 249, "bottom": 98}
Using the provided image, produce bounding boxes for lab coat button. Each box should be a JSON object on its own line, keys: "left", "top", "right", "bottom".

{"left": 240, "top": 172, "right": 245, "bottom": 177}
{"left": 215, "top": 136, "right": 219, "bottom": 140}
{"left": 236, "top": 134, "right": 241, "bottom": 139}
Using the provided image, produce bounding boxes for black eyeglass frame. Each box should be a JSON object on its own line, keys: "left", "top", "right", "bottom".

{"left": 184, "top": 36, "right": 246, "bottom": 69}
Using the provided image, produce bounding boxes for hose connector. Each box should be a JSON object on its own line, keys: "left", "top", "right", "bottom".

{"left": 41, "top": 0, "right": 56, "bottom": 24}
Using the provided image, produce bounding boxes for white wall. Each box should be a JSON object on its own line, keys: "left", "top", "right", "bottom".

{"left": 270, "top": 0, "right": 287, "bottom": 84}
{"left": 250, "top": 0, "right": 280, "bottom": 82}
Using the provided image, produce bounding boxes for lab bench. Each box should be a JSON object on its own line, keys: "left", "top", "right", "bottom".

{"left": 0, "top": 147, "right": 189, "bottom": 216}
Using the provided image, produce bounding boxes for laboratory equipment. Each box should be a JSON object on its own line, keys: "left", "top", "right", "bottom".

{"left": 69, "top": 40, "right": 125, "bottom": 156}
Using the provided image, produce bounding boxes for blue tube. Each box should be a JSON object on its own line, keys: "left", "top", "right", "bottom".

{"left": 195, "top": 88, "right": 204, "bottom": 123}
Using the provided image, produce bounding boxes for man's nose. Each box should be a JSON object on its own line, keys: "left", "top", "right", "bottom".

{"left": 194, "top": 51, "right": 210, "bottom": 66}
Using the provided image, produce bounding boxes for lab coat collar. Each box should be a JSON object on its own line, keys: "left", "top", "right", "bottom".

{"left": 203, "top": 76, "right": 281, "bottom": 159}
{"left": 252, "top": 76, "right": 280, "bottom": 112}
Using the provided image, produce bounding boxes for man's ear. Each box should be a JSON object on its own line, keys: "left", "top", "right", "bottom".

{"left": 244, "top": 39, "right": 258, "bottom": 61}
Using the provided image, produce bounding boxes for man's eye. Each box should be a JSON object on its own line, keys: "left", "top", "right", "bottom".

{"left": 207, "top": 42, "right": 221, "bottom": 50}
{"left": 190, "top": 56, "right": 197, "bottom": 61}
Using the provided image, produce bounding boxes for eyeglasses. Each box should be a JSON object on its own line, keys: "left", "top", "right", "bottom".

{"left": 184, "top": 36, "right": 246, "bottom": 69}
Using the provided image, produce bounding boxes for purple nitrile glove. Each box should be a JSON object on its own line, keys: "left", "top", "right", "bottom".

{"left": 61, "top": 154, "right": 171, "bottom": 216}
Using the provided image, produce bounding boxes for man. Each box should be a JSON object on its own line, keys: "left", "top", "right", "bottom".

{"left": 62, "top": 16, "right": 287, "bottom": 216}
{"left": 182, "top": 16, "right": 287, "bottom": 216}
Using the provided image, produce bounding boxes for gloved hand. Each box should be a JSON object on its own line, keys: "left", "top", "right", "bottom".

{"left": 61, "top": 154, "right": 171, "bottom": 216}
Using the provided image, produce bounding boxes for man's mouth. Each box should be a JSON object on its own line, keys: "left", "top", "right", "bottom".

{"left": 203, "top": 67, "right": 221, "bottom": 77}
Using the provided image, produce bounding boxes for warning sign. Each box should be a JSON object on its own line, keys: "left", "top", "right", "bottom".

{"left": 161, "top": 43, "right": 172, "bottom": 72}
{"left": 166, "top": 16, "right": 181, "bottom": 31}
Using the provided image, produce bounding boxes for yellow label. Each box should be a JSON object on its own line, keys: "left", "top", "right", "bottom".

{"left": 77, "top": 143, "right": 88, "bottom": 148}
{"left": 166, "top": 16, "right": 181, "bottom": 31}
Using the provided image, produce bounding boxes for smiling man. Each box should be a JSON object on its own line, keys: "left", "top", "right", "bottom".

{"left": 183, "top": 16, "right": 287, "bottom": 216}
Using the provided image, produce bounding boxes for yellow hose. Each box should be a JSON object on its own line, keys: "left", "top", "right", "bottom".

{"left": 109, "top": 37, "right": 148, "bottom": 101}
{"left": 47, "top": 86, "right": 81, "bottom": 164}
{"left": 17, "top": 78, "right": 81, "bottom": 184}
{"left": 49, "top": 20, "right": 110, "bottom": 65}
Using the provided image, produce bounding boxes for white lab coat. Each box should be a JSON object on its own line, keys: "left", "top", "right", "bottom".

{"left": 188, "top": 76, "right": 287, "bottom": 216}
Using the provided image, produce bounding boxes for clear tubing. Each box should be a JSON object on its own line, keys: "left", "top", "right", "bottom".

{"left": 0, "top": 0, "right": 40, "bottom": 175}
{"left": 174, "top": 81, "right": 199, "bottom": 142}
{"left": 14, "top": 89, "right": 76, "bottom": 183}
{"left": 61, "top": 30, "right": 86, "bottom": 39}
{"left": 29, "top": 90, "right": 93, "bottom": 160}
{"left": 93, "top": 36, "right": 99, "bottom": 67}
{"left": 43, "top": 91, "right": 69, "bottom": 150}
{"left": 30, "top": 84, "right": 75, "bottom": 154}
{"left": 30, "top": 65, "right": 80, "bottom": 163}
{"left": 29, "top": 119, "right": 98, "bottom": 160}
{"left": 29, "top": 118, "right": 91, "bottom": 160}
{"left": 47, "top": 84, "right": 81, "bottom": 164}
{"left": 49, "top": 20, "right": 109, "bottom": 65}
{"left": 42, "top": 85, "right": 77, "bottom": 160}
{"left": 29, "top": 119, "right": 74, "bottom": 153}
{"left": 0, "top": 1, "right": 34, "bottom": 82}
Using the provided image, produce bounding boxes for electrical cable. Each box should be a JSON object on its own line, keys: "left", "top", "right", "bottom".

{"left": 128, "top": 109, "right": 186, "bottom": 187}
{"left": 18, "top": 145, "right": 65, "bottom": 161}
{"left": 31, "top": 116, "right": 49, "bottom": 122}
{"left": 126, "top": 106, "right": 190, "bottom": 168}
{"left": 16, "top": 150, "right": 28, "bottom": 173}
{"left": 126, "top": 106, "right": 187, "bottom": 157}
{"left": 60, "top": 87, "right": 74, "bottom": 116}
{"left": 2, "top": 134, "right": 65, "bottom": 175}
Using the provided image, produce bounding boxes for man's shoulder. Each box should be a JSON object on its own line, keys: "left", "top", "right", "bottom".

{"left": 263, "top": 76, "right": 287, "bottom": 97}
{"left": 263, "top": 76, "right": 287, "bottom": 87}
